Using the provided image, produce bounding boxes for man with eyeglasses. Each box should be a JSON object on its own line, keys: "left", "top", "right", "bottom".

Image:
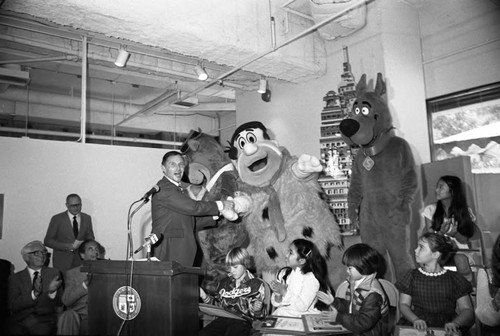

{"left": 7, "top": 240, "right": 63, "bottom": 335}
{"left": 44, "top": 194, "right": 95, "bottom": 273}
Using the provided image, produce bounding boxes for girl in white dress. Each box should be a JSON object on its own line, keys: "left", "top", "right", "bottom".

{"left": 269, "top": 239, "right": 330, "bottom": 317}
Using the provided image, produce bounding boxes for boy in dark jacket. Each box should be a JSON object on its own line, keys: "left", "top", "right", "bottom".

{"left": 317, "top": 244, "right": 390, "bottom": 336}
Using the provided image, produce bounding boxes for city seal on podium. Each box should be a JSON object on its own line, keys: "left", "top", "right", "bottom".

{"left": 113, "top": 286, "right": 142, "bottom": 320}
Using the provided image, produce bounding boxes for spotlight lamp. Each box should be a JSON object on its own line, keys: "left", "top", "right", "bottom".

{"left": 195, "top": 64, "right": 208, "bottom": 81}
{"left": 114, "top": 47, "right": 130, "bottom": 67}
{"left": 257, "top": 78, "right": 267, "bottom": 94}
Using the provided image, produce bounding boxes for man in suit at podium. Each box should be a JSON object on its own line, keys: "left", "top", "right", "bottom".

{"left": 151, "top": 151, "right": 234, "bottom": 266}
{"left": 44, "top": 194, "right": 95, "bottom": 273}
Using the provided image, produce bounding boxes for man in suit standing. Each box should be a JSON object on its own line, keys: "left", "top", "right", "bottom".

{"left": 7, "top": 240, "right": 63, "bottom": 335}
{"left": 44, "top": 194, "right": 95, "bottom": 273}
{"left": 151, "top": 151, "right": 234, "bottom": 266}
{"left": 58, "top": 239, "right": 101, "bottom": 335}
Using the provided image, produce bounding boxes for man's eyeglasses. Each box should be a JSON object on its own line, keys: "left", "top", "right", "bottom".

{"left": 28, "top": 251, "right": 48, "bottom": 257}
{"left": 68, "top": 203, "right": 82, "bottom": 207}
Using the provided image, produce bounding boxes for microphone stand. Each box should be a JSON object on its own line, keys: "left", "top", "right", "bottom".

{"left": 127, "top": 196, "right": 152, "bottom": 260}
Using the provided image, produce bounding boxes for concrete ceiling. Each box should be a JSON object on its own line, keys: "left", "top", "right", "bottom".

{"left": 2, "top": 0, "right": 359, "bottom": 140}
{"left": 1, "top": 0, "right": 489, "bottom": 143}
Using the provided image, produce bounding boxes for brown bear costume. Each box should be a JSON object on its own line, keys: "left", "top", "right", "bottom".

{"left": 181, "top": 131, "right": 248, "bottom": 291}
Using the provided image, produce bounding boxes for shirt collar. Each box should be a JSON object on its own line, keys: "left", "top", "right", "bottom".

{"left": 27, "top": 267, "right": 41, "bottom": 279}
{"left": 231, "top": 270, "right": 253, "bottom": 286}
{"left": 353, "top": 273, "right": 377, "bottom": 291}
{"left": 67, "top": 211, "right": 80, "bottom": 220}
{"left": 165, "top": 176, "right": 180, "bottom": 187}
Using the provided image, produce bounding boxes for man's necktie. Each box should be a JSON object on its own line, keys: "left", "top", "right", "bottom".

{"left": 33, "top": 271, "right": 42, "bottom": 297}
{"left": 72, "top": 216, "right": 79, "bottom": 238}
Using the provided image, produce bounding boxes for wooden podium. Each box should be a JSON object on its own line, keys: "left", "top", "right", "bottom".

{"left": 82, "top": 260, "right": 202, "bottom": 336}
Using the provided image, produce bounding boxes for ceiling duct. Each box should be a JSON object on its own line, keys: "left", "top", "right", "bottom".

{"left": 0, "top": 66, "right": 31, "bottom": 86}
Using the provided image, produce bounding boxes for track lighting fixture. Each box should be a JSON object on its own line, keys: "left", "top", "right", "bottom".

{"left": 114, "top": 47, "right": 130, "bottom": 67}
{"left": 257, "top": 78, "right": 267, "bottom": 94}
{"left": 195, "top": 64, "right": 208, "bottom": 81}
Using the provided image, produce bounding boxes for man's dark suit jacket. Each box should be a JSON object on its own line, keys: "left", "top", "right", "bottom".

{"left": 8, "top": 266, "right": 62, "bottom": 330}
{"left": 151, "top": 176, "right": 219, "bottom": 266}
{"left": 44, "top": 211, "right": 94, "bottom": 272}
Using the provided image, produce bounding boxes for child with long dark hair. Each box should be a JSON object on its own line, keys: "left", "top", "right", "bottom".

{"left": 317, "top": 243, "right": 389, "bottom": 336}
{"left": 422, "top": 175, "right": 476, "bottom": 281}
{"left": 396, "top": 232, "right": 474, "bottom": 335}
{"left": 270, "top": 238, "right": 330, "bottom": 317}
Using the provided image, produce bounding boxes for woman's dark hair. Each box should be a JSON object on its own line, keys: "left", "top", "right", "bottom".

{"left": 342, "top": 243, "right": 380, "bottom": 276}
{"left": 291, "top": 239, "right": 331, "bottom": 310}
{"left": 420, "top": 232, "right": 455, "bottom": 266}
{"left": 432, "top": 175, "right": 475, "bottom": 238}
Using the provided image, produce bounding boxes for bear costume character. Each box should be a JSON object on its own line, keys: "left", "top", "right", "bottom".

{"left": 339, "top": 73, "right": 417, "bottom": 280}
{"left": 227, "top": 121, "right": 343, "bottom": 283}
{"left": 181, "top": 130, "right": 249, "bottom": 291}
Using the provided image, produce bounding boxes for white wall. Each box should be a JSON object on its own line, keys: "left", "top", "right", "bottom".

{"left": 0, "top": 136, "right": 166, "bottom": 272}
{"left": 421, "top": 0, "right": 500, "bottom": 98}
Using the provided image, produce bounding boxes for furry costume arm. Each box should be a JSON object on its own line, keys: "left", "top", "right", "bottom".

{"left": 397, "top": 139, "right": 418, "bottom": 204}
{"left": 291, "top": 154, "right": 323, "bottom": 180}
{"left": 390, "top": 138, "right": 418, "bottom": 227}
{"left": 347, "top": 156, "right": 362, "bottom": 227}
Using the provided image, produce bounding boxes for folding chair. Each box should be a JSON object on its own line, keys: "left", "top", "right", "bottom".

{"left": 379, "top": 279, "right": 400, "bottom": 335}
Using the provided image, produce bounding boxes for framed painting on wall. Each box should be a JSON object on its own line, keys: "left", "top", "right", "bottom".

{"left": 427, "top": 81, "right": 500, "bottom": 174}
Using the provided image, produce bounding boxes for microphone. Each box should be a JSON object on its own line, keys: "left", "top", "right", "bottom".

{"left": 141, "top": 185, "right": 160, "bottom": 201}
{"left": 134, "top": 234, "right": 160, "bottom": 254}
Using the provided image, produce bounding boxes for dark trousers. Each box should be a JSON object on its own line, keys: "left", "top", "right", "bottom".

{"left": 199, "top": 317, "right": 252, "bottom": 336}
{"left": 6, "top": 314, "right": 57, "bottom": 335}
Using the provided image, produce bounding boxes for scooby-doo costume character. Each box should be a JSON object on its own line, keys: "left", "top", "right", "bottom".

{"left": 339, "top": 73, "right": 417, "bottom": 280}
{"left": 227, "top": 121, "right": 343, "bottom": 282}
{"left": 181, "top": 131, "right": 248, "bottom": 290}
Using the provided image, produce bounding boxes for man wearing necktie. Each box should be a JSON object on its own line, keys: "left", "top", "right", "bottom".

{"left": 44, "top": 194, "right": 95, "bottom": 273}
{"left": 7, "top": 240, "right": 63, "bottom": 335}
{"left": 150, "top": 151, "right": 235, "bottom": 266}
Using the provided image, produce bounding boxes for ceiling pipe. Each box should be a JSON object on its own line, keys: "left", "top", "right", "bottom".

{"left": 0, "top": 87, "right": 142, "bottom": 114}
{"left": 79, "top": 35, "right": 87, "bottom": 143}
{"left": 0, "top": 55, "right": 78, "bottom": 65}
{"left": 124, "top": 0, "right": 370, "bottom": 121}
{"left": 0, "top": 126, "right": 182, "bottom": 147}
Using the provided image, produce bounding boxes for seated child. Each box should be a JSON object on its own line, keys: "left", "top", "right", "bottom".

{"left": 396, "top": 232, "right": 474, "bottom": 335}
{"left": 317, "top": 243, "right": 389, "bottom": 336}
{"left": 422, "top": 175, "right": 477, "bottom": 282}
{"left": 270, "top": 238, "right": 330, "bottom": 317}
{"left": 199, "top": 246, "right": 267, "bottom": 336}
